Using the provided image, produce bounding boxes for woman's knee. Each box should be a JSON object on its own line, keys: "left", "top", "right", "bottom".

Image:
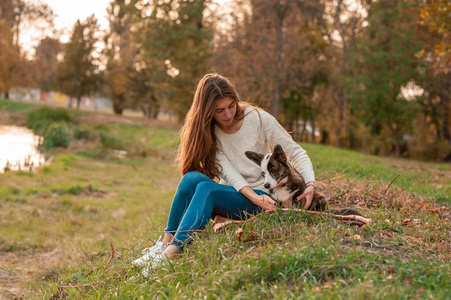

{"left": 194, "top": 181, "right": 222, "bottom": 202}
{"left": 175, "top": 171, "right": 213, "bottom": 199}
{"left": 181, "top": 171, "right": 211, "bottom": 186}
{"left": 196, "top": 180, "right": 218, "bottom": 192}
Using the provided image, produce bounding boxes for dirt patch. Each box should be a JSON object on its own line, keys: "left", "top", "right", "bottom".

{"left": 0, "top": 111, "right": 27, "bottom": 127}
{"left": 0, "top": 248, "right": 85, "bottom": 299}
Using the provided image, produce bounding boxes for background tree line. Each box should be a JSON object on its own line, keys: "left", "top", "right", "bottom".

{"left": 0, "top": 0, "right": 449, "bottom": 161}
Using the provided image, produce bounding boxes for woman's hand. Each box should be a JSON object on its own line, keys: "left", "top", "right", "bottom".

{"left": 255, "top": 194, "right": 277, "bottom": 211}
{"left": 296, "top": 185, "right": 315, "bottom": 209}
{"left": 239, "top": 186, "right": 277, "bottom": 211}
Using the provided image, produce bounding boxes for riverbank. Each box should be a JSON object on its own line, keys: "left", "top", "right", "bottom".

{"left": 0, "top": 125, "right": 46, "bottom": 172}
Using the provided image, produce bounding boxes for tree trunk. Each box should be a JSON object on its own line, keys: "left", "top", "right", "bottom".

{"left": 273, "top": 9, "right": 283, "bottom": 119}
{"left": 320, "top": 130, "right": 329, "bottom": 144}
{"left": 391, "top": 127, "right": 402, "bottom": 157}
{"left": 152, "top": 105, "right": 160, "bottom": 119}
{"left": 113, "top": 104, "right": 123, "bottom": 115}
{"left": 311, "top": 117, "right": 316, "bottom": 143}
{"left": 272, "top": 0, "right": 289, "bottom": 119}
{"left": 336, "top": 87, "right": 345, "bottom": 147}
{"left": 300, "top": 121, "right": 307, "bottom": 142}
{"left": 77, "top": 97, "right": 81, "bottom": 110}
{"left": 393, "top": 138, "right": 401, "bottom": 157}
{"left": 439, "top": 80, "right": 450, "bottom": 141}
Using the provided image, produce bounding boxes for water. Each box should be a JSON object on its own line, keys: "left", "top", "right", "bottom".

{"left": 0, "top": 125, "right": 46, "bottom": 173}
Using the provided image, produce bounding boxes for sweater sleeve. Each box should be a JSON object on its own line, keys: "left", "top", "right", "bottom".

{"left": 261, "top": 111, "right": 315, "bottom": 183}
{"left": 216, "top": 151, "right": 250, "bottom": 192}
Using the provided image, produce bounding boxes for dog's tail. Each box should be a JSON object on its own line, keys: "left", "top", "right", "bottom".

{"left": 329, "top": 208, "right": 363, "bottom": 217}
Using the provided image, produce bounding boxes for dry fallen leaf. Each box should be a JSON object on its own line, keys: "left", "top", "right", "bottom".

{"left": 322, "top": 283, "right": 332, "bottom": 289}
{"left": 235, "top": 227, "right": 244, "bottom": 240}
{"left": 401, "top": 219, "right": 420, "bottom": 226}
{"left": 415, "top": 288, "right": 425, "bottom": 295}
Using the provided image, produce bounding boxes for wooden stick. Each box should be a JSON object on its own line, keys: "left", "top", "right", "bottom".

{"left": 278, "top": 208, "right": 371, "bottom": 226}
{"left": 213, "top": 208, "right": 371, "bottom": 233}
{"left": 384, "top": 174, "right": 400, "bottom": 195}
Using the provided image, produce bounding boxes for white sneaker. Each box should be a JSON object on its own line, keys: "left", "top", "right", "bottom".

{"left": 141, "top": 254, "right": 168, "bottom": 277}
{"left": 132, "top": 239, "right": 167, "bottom": 267}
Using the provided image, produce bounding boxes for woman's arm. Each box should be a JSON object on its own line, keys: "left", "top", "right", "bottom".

{"left": 260, "top": 111, "right": 315, "bottom": 183}
{"left": 261, "top": 111, "right": 316, "bottom": 208}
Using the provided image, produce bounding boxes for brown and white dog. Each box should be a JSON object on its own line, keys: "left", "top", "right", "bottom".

{"left": 245, "top": 144, "right": 363, "bottom": 216}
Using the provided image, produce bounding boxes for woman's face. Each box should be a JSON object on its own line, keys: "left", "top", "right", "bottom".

{"left": 213, "top": 97, "right": 237, "bottom": 129}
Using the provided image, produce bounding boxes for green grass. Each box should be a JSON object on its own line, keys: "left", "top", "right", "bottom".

{"left": 37, "top": 209, "right": 450, "bottom": 299}
{"left": 0, "top": 97, "right": 88, "bottom": 117}
{"left": 0, "top": 107, "right": 450, "bottom": 299}
{"left": 0, "top": 98, "right": 36, "bottom": 112}
{"left": 89, "top": 123, "right": 180, "bottom": 159}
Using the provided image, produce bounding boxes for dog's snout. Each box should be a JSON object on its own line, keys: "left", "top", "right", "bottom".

{"left": 264, "top": 183, "right": 270, "bottom": 189}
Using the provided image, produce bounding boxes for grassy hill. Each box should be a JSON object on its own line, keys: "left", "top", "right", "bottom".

{"left": 0, "top": 99, "right": 450, "bottom": 299}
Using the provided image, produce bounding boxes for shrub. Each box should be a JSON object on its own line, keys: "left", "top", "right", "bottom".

{"left": 42, "top": 124, "right": 73, "bottom": 148}
{"left": 27, "top": 107, "right": 74, "bottom": 135}
{"left": 73, "top": 127, "right": 95, "bottom": 141}
{"left": 99, "top": 133, "right": 125, "bottom": 151}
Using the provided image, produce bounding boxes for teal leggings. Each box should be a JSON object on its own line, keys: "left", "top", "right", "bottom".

{"left": 164, "top": 171, "right": 266, "bottom": 248}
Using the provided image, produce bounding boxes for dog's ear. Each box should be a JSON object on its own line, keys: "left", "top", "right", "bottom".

{"left": 273, "top": 144, "right": 287, "bottom": 164}
{"left": 245, "top": 151, "right": 264, "bottom": 166}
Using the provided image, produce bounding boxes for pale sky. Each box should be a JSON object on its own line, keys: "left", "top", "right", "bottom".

{"left": 21, "top": 0, "right": 111, "bottom": 51}
{"left": 45, "top": 0, "right": 112, "bottom": 32}
{"left": 44, "top": 0, "right": 228, "bottom": 30}
{"left": 21, "top": 0, "right": 228, "bottom": 52}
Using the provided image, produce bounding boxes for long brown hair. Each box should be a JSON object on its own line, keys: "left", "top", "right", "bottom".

{"left": 177, "top": 73, "right": 246, "bottom": 178}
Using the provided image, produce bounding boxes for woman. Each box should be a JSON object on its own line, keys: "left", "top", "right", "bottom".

{"left": 133, "top": 73, "right": 316, "bottom": 276}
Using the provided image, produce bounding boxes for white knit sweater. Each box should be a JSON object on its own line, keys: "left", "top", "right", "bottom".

{"left": 215, "top": 107, "right": 315, "bottom": 193}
